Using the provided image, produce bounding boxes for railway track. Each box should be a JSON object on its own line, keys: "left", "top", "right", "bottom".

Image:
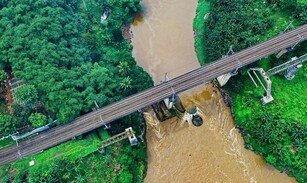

{"left": 0, "top": 24, "right": 307, "bottom": 165}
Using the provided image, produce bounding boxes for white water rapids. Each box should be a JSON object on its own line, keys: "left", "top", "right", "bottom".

{"left": 131, "top": 0, "right": 296, "bottom": 182}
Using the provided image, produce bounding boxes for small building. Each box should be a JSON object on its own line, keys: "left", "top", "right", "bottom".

{"left": 29, "top": 160, "right": 35, "bottom": 166}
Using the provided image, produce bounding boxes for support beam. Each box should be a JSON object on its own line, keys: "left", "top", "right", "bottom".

{"left": 217, "top": 73, "right": 232, "bottom": 86}
{"left": 247, "top": 53, "right": 307, "bottom": 105}
{"left": 267, "top": 54, "right": 307, "bottom": 77}
{"left": 98, "top": 127, "right": 138, "bottom": 151}
{"left": 247, "top": 68, "right": 274, "bottom": 105}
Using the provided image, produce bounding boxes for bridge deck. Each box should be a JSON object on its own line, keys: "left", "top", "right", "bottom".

{"left": 1, "top": 24, "right": 307, "bottom": 165}
{"left": 266, "top": 54, "right": 307, "bottom": 76}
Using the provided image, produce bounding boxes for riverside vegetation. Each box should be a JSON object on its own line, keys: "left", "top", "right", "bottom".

{"left": 0, "top": 0, "right": 152, "bottom": 182}
{"left": 194, "top": 0, "right": 306, "bottom": 182}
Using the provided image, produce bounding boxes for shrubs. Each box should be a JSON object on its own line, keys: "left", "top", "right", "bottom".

{"left": 28, "top": 113, "right": 47, "bottom": 128}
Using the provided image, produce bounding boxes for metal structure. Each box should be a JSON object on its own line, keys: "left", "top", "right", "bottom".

{"left": 217, "top": 45, "right": 237, "bottom": 86}
{"left": 8, "top": 79, "right": 24, "bottom": 105}
{"left": 162, "top": 72, "right": 176, "bottom": 109}
{"left": 1, "top": 24, "right": 307, "bottom": 165}
{"left": 247, "top": 68, "right": 273, "bottom": 104}
{"left": 267, "top": 54, "right": 307, "bottom": 78}
{"left": 94, "top": 101, "right": 111, "bottom": 130}
{"left": 98, "top": 127, "right": 138, "bottom": 153}
{"left": 248, "top": 54, "right": 307, "bottom": 104}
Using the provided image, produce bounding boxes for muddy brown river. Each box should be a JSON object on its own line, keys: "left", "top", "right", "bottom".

{"left": 131, "top": 0, "right": 297, "bottom": 182}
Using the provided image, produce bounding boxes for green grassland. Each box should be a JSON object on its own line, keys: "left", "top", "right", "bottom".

{"left": 1, "top": 124, "right": 147, "bottom": 182}
{"left": 226, "top": 49, "right": 307, "bottom": 182}
{"left": 1, "top": 130, "right": 102, "bottom": 181}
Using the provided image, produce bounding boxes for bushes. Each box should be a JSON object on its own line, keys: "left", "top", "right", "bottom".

{"left": 3, "top": 142, "right": 148, "bottom": 182}
{"left": 203, "top": 0, "right": 273, "bottom": 63}
{"left": 194, "top": 0, "right": 307, "bottom": 181}
{"left": 28, "top": 113, "right": 47, "bottom": 128}
{"left": 0, "top": 0, "right": 152, "bottom": 124}
{"left": 1, "top": 0, "right": 150, "bottom": 182}
{"left": 0, "top": 114, "right": 16, "bottom": 137}
{"left": 227, "top": 64, "right": 307, "bottom": 182}
{"left": 268, "top": 0, "right": 307, "bottom": 24}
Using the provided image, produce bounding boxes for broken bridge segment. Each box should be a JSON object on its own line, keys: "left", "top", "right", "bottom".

{"left": 247, "top": 53, "right": 307, "bottom": 105}
{"left": 98, "top": 127, "right": 138, "bottom": 153}
{"left": 266, "top": 53, "right": 307, "bottom": 78}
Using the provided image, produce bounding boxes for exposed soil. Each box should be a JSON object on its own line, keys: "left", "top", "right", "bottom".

{"left": 121, "top": 24, "right": 133, "bottom": 44}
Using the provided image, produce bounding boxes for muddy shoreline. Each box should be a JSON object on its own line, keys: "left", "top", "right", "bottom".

{"left": 121, "top": 24, "right": 133, "bottom": 44}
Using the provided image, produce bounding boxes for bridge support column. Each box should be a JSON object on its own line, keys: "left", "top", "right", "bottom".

{"left": 217, "top": 73, "right": 233, "bottom": 86}
{"left": 152, "top": 95, "right": 185, "bottom": 122}
{"left": 247, "top": 68, "right": 274, "bottom": 105}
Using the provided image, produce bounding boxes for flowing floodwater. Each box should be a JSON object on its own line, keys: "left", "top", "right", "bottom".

{"left": 131, "top": 0, "right": 199, "bottom": 84}
{"left": 131, "top": 0, "right": 297, "bottom": 182}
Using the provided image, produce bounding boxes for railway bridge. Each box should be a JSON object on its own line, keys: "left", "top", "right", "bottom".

{"left": 0, "top": 24, "right": 307, "bottom": 165}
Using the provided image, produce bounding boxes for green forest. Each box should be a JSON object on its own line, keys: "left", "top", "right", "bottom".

{"left": 1, "top": 0, "right": 306, "bottom": 182}
{"left": 194, "top": 0, "right": 306, "bottom": 182}
{"left": 0, "top": 0, "right": 152, "bottom": 135}
{"left": 0, "top": 0, "right": 152, "bottom": 182}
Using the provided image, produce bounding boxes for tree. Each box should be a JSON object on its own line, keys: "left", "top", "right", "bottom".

{"left": 265, "top": 154, "right": 277, "bottom": 164}
{"left": 14, "top": 85, "right": 38, "bottom": 108}
{"left": 0, "top": 70, "right": 6, "bottom": 87}
{"left": 28, "top": 113, "right": 47, "bottom": 128}
{"left": 120, "top": 76, "right": 132, "bottom": 90}
{"left": 0, "top": 0, "right": 152, "bottom": 126}
{"left": 118, "top": 170, "right": 133, "bottom": 183}
{"left": 117, "top": 61, "right": 130, "bottom": 76}
{"left": 0, "top": 114, "right": 16, "bottom": 136}
{"left": 0, "top": 0, "right": 152, "bottom": 181}
{"left": 204, "top": 0, "right": 273, "bottom": 62}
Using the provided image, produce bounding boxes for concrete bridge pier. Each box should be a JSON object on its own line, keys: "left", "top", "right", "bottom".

{"left": 152, "top": 95, "right": 185, "bottom": 122}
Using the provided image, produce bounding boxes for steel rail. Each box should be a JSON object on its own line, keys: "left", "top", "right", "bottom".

{"left": 5, "top": 30, "right": 307, "bottom": 162}
{"left": 1, "top": 56, "right": 245, "bottom": 164}
{"left": 1, "top": 25, "right": 307, "bottom": 165}
{"left": 1, "top": 27, "right": 306, "bottom": 158}
{"left": 1, "top": 26, "right": 306, "bottom": 159}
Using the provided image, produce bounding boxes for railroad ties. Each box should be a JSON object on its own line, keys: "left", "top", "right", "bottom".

{"left": 1, "top": 24, "right": 307, "bottom": 166}
{"left": 218, "top": 27, "right": 306, "bottom": 87}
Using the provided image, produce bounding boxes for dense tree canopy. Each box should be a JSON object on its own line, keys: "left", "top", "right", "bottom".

{"left": 271, "top": 0, "right": 307, "bottom": 23}
{"left": 0, "top": 114, "right": 16, "bottom": 136}
{"left": 0, "top": 0, "right": 148, "bottom": 182}
{"left": 28, "top": 113, "right": 47, "bottom": 128}
{"left": 14, "top": 85, "right": 38, "bottom": 108}
{"left": 0, "top": 70, "right": 6, "bottom": 87}
{"left": 195, "top": 0, "right": 307, "bottom": 181}
{"left": 0, "top": 0, "right": 152, "bottom": 126}
{"left": 204, "top": 0, "right": 273, "bottom": 62}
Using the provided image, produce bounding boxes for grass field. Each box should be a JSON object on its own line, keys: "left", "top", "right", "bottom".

{"left": 231, "top": 57, "right": 307, "bottom": 126}
{"left": 0, "top": 128, "right": 109, "bottom": 180}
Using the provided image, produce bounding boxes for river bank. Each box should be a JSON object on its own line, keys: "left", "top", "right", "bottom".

{"left": 130, "top": 0, "right": 297, "bottom": 182}
{"left": 193, "top": 0, "right": 306, "bottom": 182}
